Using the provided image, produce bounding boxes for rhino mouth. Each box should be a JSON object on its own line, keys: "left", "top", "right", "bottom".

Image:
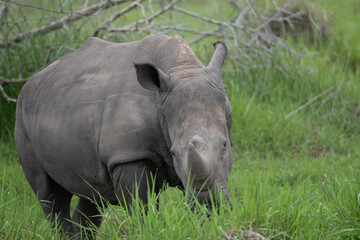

{"left": 187, "top": 185, "right": 232, "bottom": 211}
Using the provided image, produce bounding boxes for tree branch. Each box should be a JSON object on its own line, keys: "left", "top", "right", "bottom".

{"left": 0, "top": 0, "right": 130, "bottom": 48}
{"left": 7, "top": 1, "right": 73, "bottom": 15}
{"left": 285, "top": 87, "right": 334, "bottom": 119}
{"left": 93, "top": 0, "right": 145, "bottom": 37}
{"left": 109, "top": 0, "right": 182, "bottom": 33}
{"left": 0, "top": 85, "right": 17, "bottom": 103}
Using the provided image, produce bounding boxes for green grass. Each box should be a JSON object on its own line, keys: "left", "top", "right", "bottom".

{"left": 1, "top": 142, "right": 360, "bottom": 239}
{"left": 1, "top": 0, "right": 360, "bottom": 239}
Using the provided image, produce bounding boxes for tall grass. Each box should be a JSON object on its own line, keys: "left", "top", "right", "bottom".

{"left": 1, "top": 140, "right": 360, "bottom": 239}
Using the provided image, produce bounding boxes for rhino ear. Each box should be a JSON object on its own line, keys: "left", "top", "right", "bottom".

{"left": 207, "top": 41, "right": 227, "bottom": 72}
{"left": 134, "top": 63, "right": 170, "bottom": 91}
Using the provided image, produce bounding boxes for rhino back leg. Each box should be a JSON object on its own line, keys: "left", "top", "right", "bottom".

{"left": 40, "top": 177, "right": 74, "bottom": 236}
{"left": 15, "top": 127, "right": 74, "bottom": 236}
{"left": 112, "top": 160, "right": 165, "bottom": 214}
{"left": 22, "top": 157, "right": 74, "bottom": 236}
{"left": 72, "top": 197, "right": 104, "bottom": 239}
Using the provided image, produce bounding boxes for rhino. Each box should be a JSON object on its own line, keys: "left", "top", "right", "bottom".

{"left": 15, "top": 34, "right": 233, "bottom": 238}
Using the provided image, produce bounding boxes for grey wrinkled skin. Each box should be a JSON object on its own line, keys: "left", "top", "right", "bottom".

{"left": 15, "top": 34, "right": 233, "bottom": 239}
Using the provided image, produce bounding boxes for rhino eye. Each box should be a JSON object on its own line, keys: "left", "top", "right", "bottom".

{"left": 219, "top": 135, "right": 227, "bottom": 151}
{"left": 222, "top": 141, "right": 227, "bottom": 150}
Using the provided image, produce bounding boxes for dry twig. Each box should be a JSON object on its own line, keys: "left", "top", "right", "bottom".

{"left": 0, "top": 85, "right": 16, "bottom": 103}
{"left": 331, "top": 52, "right": 350, "bottom": 113}
{"left": 93, "top": 0, "right": 146, "bottom": 37}
{"left": 109, "top": 0, "right": 181, "bottom": 33}
{"left": 285, "top": 87, "right": 334, "bottom": 119}
{"left": 0, "top": 0, "right": 130, "bottom": 48}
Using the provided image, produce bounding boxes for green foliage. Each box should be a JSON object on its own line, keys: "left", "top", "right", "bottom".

{"left": 1, "top": 0, "right": 360, "bottom": 239}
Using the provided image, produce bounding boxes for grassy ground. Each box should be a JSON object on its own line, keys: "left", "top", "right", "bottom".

{"left": 1, "top": 0, "right": 360, "bottom": 239}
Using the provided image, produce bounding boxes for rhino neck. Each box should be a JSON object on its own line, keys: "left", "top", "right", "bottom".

{"left": 155, "top": 92, "right": 184, "bottom": 188}
{"left": 156, "top": 92, "right": 172, "bottom": 149}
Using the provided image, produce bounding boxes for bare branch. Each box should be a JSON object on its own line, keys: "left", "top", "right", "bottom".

{"left": 285, "top": 87, "right": 334, "bottom": 119}
{"left": 331, "top": 52, "right": 350, "bottom": 113}
{"left": 173, "top": 6, "right": 232, "bottom": 27}
{"left": 43, "top": 46, "right": 54, "bottom": 67}
{"left": 0, "top": 0, "right": 9, "bottom": 28}
{"left": 0, "top": 0, "right": 130, "bottom": 48}
{"left": 7, "top": 1, "right": 73, "bottom": 15}
{"left": 0, "top": 77, "right": 27, "bottom": 85}
{"left": 109, "top": 0, "right": 182, "bottom": 33}
{"left": 1, "top": 0, "right": 315, "bottom": 102}
{"left": 93, "top": 0, "right": 145, "bottom": 37}
{"left": 188, "top": 26, "right": 224, "bottom": 45}
{"left": 151, "top": 24, "right": 223, "bottom": 37}
{"left": 0, "top": 85, "right": 17, "bottom": 103}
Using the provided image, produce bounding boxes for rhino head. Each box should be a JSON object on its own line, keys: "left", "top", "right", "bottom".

{"left": 134, "top": 41, "right": 233, "bottom": 209}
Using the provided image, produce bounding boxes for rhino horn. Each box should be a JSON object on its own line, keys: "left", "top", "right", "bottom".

{"left": 207, "top": 41, "right": 227, "bottom": 72}
{"left": 187, "top": 141, "right": 210, "bottom": 182}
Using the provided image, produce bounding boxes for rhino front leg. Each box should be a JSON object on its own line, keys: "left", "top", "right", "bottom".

{"left": 112, "top": 160, "right": 165, "bottom": 214}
